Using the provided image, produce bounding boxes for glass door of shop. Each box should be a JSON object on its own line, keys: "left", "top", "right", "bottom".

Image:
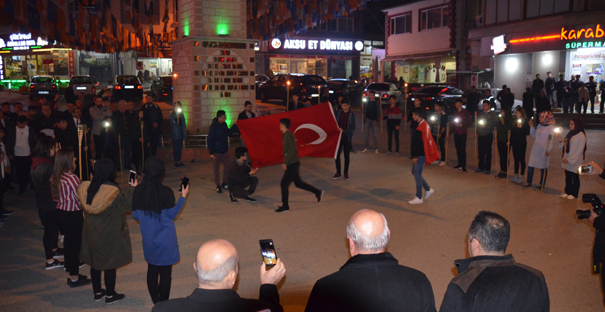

{"left": 291, "top": 59, "right": 308, "bottom": 74}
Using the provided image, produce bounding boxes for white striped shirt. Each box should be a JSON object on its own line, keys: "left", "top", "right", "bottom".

{"left": 57, "top": 172, "right": 81, "bottom": 212}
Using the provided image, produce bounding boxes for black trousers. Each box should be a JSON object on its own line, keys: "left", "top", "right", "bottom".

{"left": 0, "top": 177, "right": 6, "bottom": 210}
{"left": 590, "top": 94, "right": 597, "bottom": 112}
{"left": 230, "top": 177, "right": 259, "bottom": 198}
{"left": 40, "top": 209, "right": 59, "bottom": 260}
{"left": 556, "top": 92, "right": 564, "bottom": 108}
{"left": 147, "top": 264, "right": 172, "bottom": 304}
{"left": 454, "top": 134, "right": 467, "bottom": 168}
{"left": 132, "top": 140, "right": 149, "bottom": 172}
{"left": 149, "top": 127, "right": 160, "bottom": 156}
{"left": 387, "top": 125, "right": 399, "bottom": 152}
{"left": 13, "top": 156, "right": 31, "bottom": 190}
{"left": 93, "top": 135, "right": 104, "bottom": 159}
{"left": 477, "top": 134, "right": 493, "bottom": 171}
{"left": 437, "top": 135, "right": 445, "bottom": 161}
{"left": 335, "top": 135, "right": 351, "bottom": 175}
{"left": 600, "top": 95, "right": 605, "bottom": 113}
{"left": 280, "top": 162, "right": 320, "bottom": 208}
{"left": 565, "top": 170, "right": 580, "bottom": 197}
{"left": 91, "top": 268, "right": 117, "bottom": 295}
{"left": 512, "top": 143, "right": 527, "bottom": 175}
{"left": 57, "top": 210, "right": 83, "bottom": 276}
{"left": 576, "top": 100, "right": 588, "bottom": 114}
{"left": 497, "top": 141, "right": 510, "bottom": 173}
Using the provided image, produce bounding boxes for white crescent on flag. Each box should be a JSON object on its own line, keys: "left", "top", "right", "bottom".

{"left": 294, "top": 123, "right": 328, "bottom": 145}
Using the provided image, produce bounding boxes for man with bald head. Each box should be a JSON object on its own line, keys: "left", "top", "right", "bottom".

{"left": 305, "top": 209, "right": 436, "bottom": 312}
{"left": 153, "top": 239, "right": 286, "bottom": 312}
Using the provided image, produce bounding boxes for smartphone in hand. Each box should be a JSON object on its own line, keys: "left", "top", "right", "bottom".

{"left": 259, "top": 239, "right": 277, "bottom": 268}
{"left": 179, "top": 177, "right": 189, "bottom": 192}
{"left": 129, "top": 170, "right": 137, "bottom": 185}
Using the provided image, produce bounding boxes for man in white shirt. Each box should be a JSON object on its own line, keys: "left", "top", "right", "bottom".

{"left": 8, "top": 116, "right": 36, "bottom": 194}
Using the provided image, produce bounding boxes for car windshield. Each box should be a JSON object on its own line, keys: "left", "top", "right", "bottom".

{"left": 71, "top": 77, "right": 92, "bottom": 84}
{"left": 367, "top": 83, "right": 390, "bottom": 91}
{"left": 117, "top": 76, "right": 140, "bottom": 84}
{"left": 32, "top": 77, "right": 54, "bottom": 83}
{"left": 415, "top": 87, "right": 449, "bottom": 95}
{"left": 160, "top": 77, "right": 172, "bottom": 84}
{"left": 256, "top": 76, "right": 267, "bottom": 82}
{"left": 305, "top": 76, "right": 327, "bottom": 84}
{"left": 328, "top": 81, "right": 346, "bottom": 89}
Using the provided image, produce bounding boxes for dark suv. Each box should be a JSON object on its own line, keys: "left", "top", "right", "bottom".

{"left": 151, "top": 76, "right": 173, "bottom": 100}
{"left": 112, "top": 75, "right": 144, "bottom": 101}
{"left": 258, "top": 74, "right": 328, "bottom": 104}
{"left": 407, "top": 86, "right": 464, "bottom": 113}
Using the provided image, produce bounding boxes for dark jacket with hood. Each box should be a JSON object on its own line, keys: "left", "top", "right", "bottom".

{"left": 440, "top": 255, "right": 549, "bottom": 312}
{"left": 335, "top": 109, "right": 356, "bottom": 142}
{"left": 30, "top": 157, "right": 55, "bottom": 211}
{"left": 305, "top": 252, "right": 436, "bottom": 312}
{"left": 208, "top": 118, "right": 234, "bottom": 155}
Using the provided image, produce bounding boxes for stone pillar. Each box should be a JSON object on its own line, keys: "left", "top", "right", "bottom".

{"left": 171, "top": 0, "right": 256, "bottom": 134}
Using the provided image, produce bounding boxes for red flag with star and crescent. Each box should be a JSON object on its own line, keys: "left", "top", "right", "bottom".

{"left": 417, "top": 120, "right": 440, "bottom": 165}
{"left": 237, "top": 102, "right": 341, "bottom": 168}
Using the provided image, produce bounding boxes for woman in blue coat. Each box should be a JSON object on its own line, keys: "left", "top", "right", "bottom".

{"left": 132, "top": 157, "right": 189, "bottom": 304}
{"left": 169, "top": 102, "right": 187, "bottom": 167}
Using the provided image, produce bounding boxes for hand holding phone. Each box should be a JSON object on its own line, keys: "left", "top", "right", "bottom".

{"left": 260, "top": 258, "right": 286, "bottom": 285}
{"left": 179, "top": 177, "right": 189, "bottom": 193}
{"left": 259, "top": 239, "right": 277, "bottom": 268}
{"left": 129, "top": 170, "right": 137, "bottom": 185}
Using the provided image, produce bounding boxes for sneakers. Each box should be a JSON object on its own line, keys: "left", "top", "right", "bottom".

{"left": 533, "top": 185, "right": 543, "bottom": 191}
{"left": 497, "top": 172, "right": 507, "bottom": 179}
{"left": 244, "top": 196, "right": 257, "bottom": 203}
{"left": 453, "top": 165, "right": 462, "bottom": 170}
{"left": 275, "top": 205, "right": 290, "bottom": 213}
{"left": 516, "top": 176, "right": 524, "bottom": 183}
{"left": 361, "top": 148, "right": 369, "bottom": 153}
{"left": 216, "top": 185, "right": 223, "bottom": 194}
{"left": 560, "top": 193, "right": 569, "bottom": 198}
{"left": 94, "top": 290, "right": 107, "bottom": 302}
{"left": 221, "top": 183, "right": 229, "bottom": 190}
{"left": 431, "top": 160, "right": 438, "bottom": 165}
{"left": 408, "top": 197, "right": 423, "bottom": 204}
{"left": 387, "top": 151, "right": 392, "bottom": 156}
{"left": 67, "top": 274, "right": 92, "bottom": 288}
{"left": 53, "top": 248, "right": 65, "bottom": 259}
{"left": 344, "top": 174, "right": 349, "bottom": 180}
{"left": 461, "top": 168, "right": 468, "bottom": 173}
{"left": 475, "top": 168, "right": 484, "bottom": 173}
{"left": 316, "top": 190, "right": 324, "bottom": 203}
{"left": 45, "top": 259, "right": 64, "bottom": 270}
{"left": 229, "top": 192, "right": 238, "bottom": 203}
{"left": 375, "top": 149, "right": 380, "bottom": 155}
{"left": 332, "top": 173, "right": 342, "bottom": 180}
{"left": 105, "top": 293, "right": 125, "bottom": 305}
{"left": 438, "top": 161, "right": 445, "bottom": 166}
{"left": 567, "top": 195, "right": 576, "bottom": 200}
{"left": 425, "top": 188, "right": 435, "bottom": 199}
{"left": 509, "top": 176, "right": 518, "bottom": 182}
{"left": 522, "top": 183, "right": 531, "bottom": 189}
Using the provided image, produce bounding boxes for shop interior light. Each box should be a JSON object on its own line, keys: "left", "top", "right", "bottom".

{"left": 542, "top": 53, "right": 553, "bottom": 65}
{"left": 509, "top": 35, "right": 559, "bottom": 43}
{"left": 506, "top": 57, "right": 519, "bottom": 72}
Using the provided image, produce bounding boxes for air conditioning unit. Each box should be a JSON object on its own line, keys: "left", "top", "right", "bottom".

{"left": 475, "top": 15, "right": 484, "bottom": 27}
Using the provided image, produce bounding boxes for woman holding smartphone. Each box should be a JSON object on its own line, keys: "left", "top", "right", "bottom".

{"left": 558, "top": 118, "right": 587, "bottom": 199}
{"left": 132, "top": 156, "right": 189, "bottom": 304}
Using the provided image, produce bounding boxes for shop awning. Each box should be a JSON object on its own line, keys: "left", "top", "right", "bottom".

{"left": 383, "top": 50, "right": 453, "bottom": 62}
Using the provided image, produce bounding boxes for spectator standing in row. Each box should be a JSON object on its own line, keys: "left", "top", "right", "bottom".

{"left": 288, "top": 94, "right": 305, "bottom": 111}
{"left": 448, "top": 99, "right": 470, "bottom": 173}
{"left": 333, "top": 98, "right": 355, "bottom": 180}
{"left": 587, "top": 76, "right": 598, "bottom": 113}
{"left": 531, "top": 74, "right": 544, "bottom": 109}
{"left": 78, "top": 158, "right": 134, "bottom": 304}
{"left": 577, "top": 83, "right": 590, "bottom": 114}
{"left": 562, "top": 82, "right": 573, "bottom": 114}
{"left": 362, "top": 91, "right": 379, "bottom": 154}
{"left": 509, "top": 108, "right": 530, "bottom": 183}
{"left": 476, "top": 101, "right": 497, "bottom": 174}
{"left": 142, "top": 95, "right": 163, "bottom": 156}
{"left": 208, "top": 110, "right": 235, "bottom": 194}
{"left": 545, "top": 71, "right": 556, "bottom": 108}
{"left": 558, "top": 118, "right": 586, "bottom": 200}
{"left": 495, "top": 109, "right": 513, "bottom": 179}
{"left": 0, "top": 128, "right": 12, "bottom": 218}
{"left": 305, "top": 209, "right": 436, "bottom": 312}
{"left": 555, "top": 74, "right": 566, "bottom": 109}
{"left": 499, "top": 88, "right": 515, "bottom": 115}
{"left": 430, "top": 102, "right": 447, "bottom": 166}
{"left": 170, "top": 102, "right": 187, "bottom": 167}
{"left": 114, "top": 100, "right": 134, "bottom": 171}
{"left": 570, "top": 75, "right": 581, "bottom": 111}
{"left": 132, "top": 110, "right": 150, "bottom": 175}
{"left": 89, "top": 96, "right": 112, "bottom": 159}
{"left": 440, "top": 211, "right": 549, "bottom": 312}
{"left": 600, "top": 80, "right": 605, "bottom": 114}
{"left": 10, "top": 116, "right": 36, "bottom": 194}
{"left": 132, "top": 157, "right": 189, "bottom": 304}
{"left": 384, "top": 95, "right": 401, "bottom": 156}
{"left": 466, "top": 86, "right": 480, "bottom": 124}
{"left": 536, "top": 90, "right": 551, "bottom": 116}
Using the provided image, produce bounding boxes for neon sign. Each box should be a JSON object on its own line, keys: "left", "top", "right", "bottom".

{"left": 560, "top": 25, "right": 605, "bottom": 40}
{"left": 274, "top": 38, "right": 364, "bottom": 52}
{"left": 6, "top": 33, "right": 49, "bottom": 51}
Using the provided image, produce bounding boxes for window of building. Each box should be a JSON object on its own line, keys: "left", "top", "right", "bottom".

{"left": 312, "top": 16, "right": 354, "bottom": 32}
{"left": 420, "top": 5, "right": 449, "bottom": 31}
{"left": 390, "top": 13, "right": 412, "bottom": 35}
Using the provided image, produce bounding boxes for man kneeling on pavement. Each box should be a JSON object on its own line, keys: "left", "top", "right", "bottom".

{"left": 228, "top": 146, "right": 259, "bottom": 203}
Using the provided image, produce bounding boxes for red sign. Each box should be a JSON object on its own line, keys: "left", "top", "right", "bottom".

{"left": 68, "top": 51, "right": 75, "bottom": 76}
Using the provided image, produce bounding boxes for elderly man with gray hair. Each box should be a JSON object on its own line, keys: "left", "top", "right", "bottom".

{"left": 305, "top": 209, "right": 436, "bottom": 312}
{"left": 153, "top": 239, "right": 286, "bottom": 312}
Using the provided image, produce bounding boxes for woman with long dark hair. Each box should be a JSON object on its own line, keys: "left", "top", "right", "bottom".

{"left": 558, "top": 118, "right": 587, "bottom": 199}
{"left": 170, "top": 102, "right": 187, "bottom": 167}
{"left": 509, "top": 108, "right": 530, "bottom": 183}
{"left": 132, "top": 156, "right": 189, "bottom": 304}
{"left": 52, "top": 148, "right": 90, "bottom": 287}
{"left": 30, "top": 137, "right": 63, "bottom": 270}
{"left": 78, "top": 158, "right": 135, "bottom": 304}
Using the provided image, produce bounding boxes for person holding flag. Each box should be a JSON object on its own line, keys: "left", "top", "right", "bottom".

{"left": 408, "top": 108, "right": 438, "bottom": 205}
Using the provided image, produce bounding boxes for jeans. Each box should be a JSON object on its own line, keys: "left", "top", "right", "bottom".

{"left": 230, "top": 177, "right": 259, "bottom": 198}
{"left": 364, "top": 118, "right": 378, "bottom": 150}
{"left": 147, "top": 264, "right": 172, "bottom": 304}
{"left": 91, "top": 268, "right": 117, "bottom": 295}
{"left": 172, "top": 139, "right": 183, "bottom": 163}
{"left": 120, "top": 135, "right": 132, "bottom": 169}
{"left": 412, "top": 156, "right": 430, "bottom": 199}
{"left": 477, "top": 134, "right": 493, "bottom": 171}
{"left": 57, "top": 210, "right": 84, "bottom": 276}
{"left": 527, "top": 166, "right": 548, "bottom": 187}
{"left": 547, "top": 90, "right": 556, "bottom": 107}
{"left": 565, "top": 170, "right": 580, "bottom": 197}
{"left": 512, "top": 143, "right": 527, "bottom": 175}
{"left": 280, "top": 162, "right": 320, "bottom": 208}
{"left": 213, "top": 152, "right": 229, "bottom": 186}
{"left": 454, "top": 134, "right": 467, "bottom": 168}
{"left": 556, "top": 92, "right": 564, "bottom": 108}
{"left": 335, "top": 134, "right": 351, "bottom": 175}
{"left": 387, "top": 124, "right": 399, "bottom": 152}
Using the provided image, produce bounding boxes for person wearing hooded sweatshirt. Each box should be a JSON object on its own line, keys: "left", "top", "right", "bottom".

{"left": 30, "top": 137, "right": 63, "bottom": 270}
{"left": 132, "top": 157, "right": 189, "bottom": 304}
{"left": 78, "top": 158, "right": 134, "bottom": 304}
{"left": 495, "top": 109, "right": 513, "bottom": 179}
{"left": 557, "top": 118, "right": 587, "bottom": 200}
{"left": 523, "top": 111, "right": 557, "bottom": 191}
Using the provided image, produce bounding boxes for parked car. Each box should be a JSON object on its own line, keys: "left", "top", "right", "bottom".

{"left": 461, "top": 88, "right": 523, "bottom": 112}
{"left": 29, "top": 76, "right": 58, "bottom": 100}
{"left": 407, "top": 86, "right": 464, "bottom": 114}
{"left": 151, "top": 76, "right": 173, "bottom": 101}
{"left": 111, "top": 75, "right": 144, "bottom": 101}
{"left": 258, "top": 74, "right": 328, "bottom": 104}
{"left": 327, "top": 79, "right": 364, "bottom": 104}
{"left": 64, "top": 75, "right": 96, "bottom": 102}
{"left": 362, "top": 82, "right": 402, "bottom": 106}
{"left": 255, "top": 74, "right": 270, "bottom": 99}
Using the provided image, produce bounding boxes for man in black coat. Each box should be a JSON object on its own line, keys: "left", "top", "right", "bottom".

{"left": 152, "top": 239, "right": 285, "bottom": 312}
{"left": 440, "top": 211, "right": 549, "bottom": 312}
{"left": 208, "top": 110, "right": 236, "bottom": 193}
{"left": 545, "top": 71, "right": 556, "bottom": 108}
{"left": 237, "top": 101, "right": 256, "bottom": 121}
{"left": 466, "top": 86, "right": 480, "bottom": 124}
{"left": 531, "top": 74, "right": 545, "bottom": 109}
{"left": 555, "top": 74, "right": 566, "bottom": 109}
{"left": 141, "top": 94, "right": 163, "bottom": 156}
{"left": 305, "top": 209, "right": 436, "bottom": 312}
{"left": 227, "top": 146, "right": 258, "bottom": 203}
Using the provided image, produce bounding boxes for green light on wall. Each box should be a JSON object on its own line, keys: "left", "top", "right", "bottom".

{"left": 217, "top": 24, "right": 229, "bottom": 36}
{"left": 183, "top": 15, "right": 190, "bottom": 37}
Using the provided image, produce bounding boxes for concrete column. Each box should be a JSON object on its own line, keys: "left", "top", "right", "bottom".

{"left": 172, "top": 0, "right": 256, "bottom": 134}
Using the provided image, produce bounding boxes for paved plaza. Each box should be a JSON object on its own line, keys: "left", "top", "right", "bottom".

{"left": 0, "top": 96, "right": 605, "bottom": 311}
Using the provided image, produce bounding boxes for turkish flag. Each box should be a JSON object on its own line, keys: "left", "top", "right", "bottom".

{"left": 237, "top": 102, "right": 341, "bottom": 168}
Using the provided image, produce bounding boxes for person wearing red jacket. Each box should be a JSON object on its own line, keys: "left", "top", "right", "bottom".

{"left": 409, "top": 108, "right": 437, "bottom": 205}
{"left": 448, "top": 99, "right": 471, "bottom": 173}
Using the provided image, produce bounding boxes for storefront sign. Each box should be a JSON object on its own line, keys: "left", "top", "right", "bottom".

{"left": 571, "top": 51, "right": 605, "bottom": 61}
{"left": 4, "top": 33, "right": 49, "bottom": 51}
{"left": 68, "top": 51, "right": 75, "bottom": 77}
{"left": 271, "top": 38, "right": 364, "bottom": 52}
{"left": 565, "top": 41, "right": 605, "bottom": 49}
{"left": 491, "top": 35, "right": 507, "bottom": 55}
{"left": 560, "top": 25, "right": 605, "bottom": 41}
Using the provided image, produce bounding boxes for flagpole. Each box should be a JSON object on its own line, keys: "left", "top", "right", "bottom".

{"left": 445, "top": 122, "right": 450, "bottom": 167}
{"left": 141, "top": 121, "right": 145, "bottom": 172}
{"left": 77, "top": 125, "right": 83, "bottom": 181}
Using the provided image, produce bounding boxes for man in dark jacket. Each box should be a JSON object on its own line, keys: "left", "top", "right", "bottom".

{"left": 545, "top": 71, "right": 556, "bottom": 108}
{"left": 475, "top": 101, "right": 497, "bottom": 174}
{"left": 305, "top": 209, "right": 436, "bottom": 312}
{"left": 113, "top": 100, "right": 134, "bottom": 170}
{"left": 227, "top": 146, "right": 258, "bottom": 203}
{"left": 536, "top": 90, "right": 551, "bottom": 116}
{"left": 587, "top": 75, "right": 598, "bottom": 113}
{"left": 142, "top": 95, "right": 163, "bottom": 156}
{"left": 440, "top": 211, "right": 549, "bottom": 312}
{"left": 555, "top": 74, "right": 566, "bottom": 109}
{"left": 208, "top": 110, "right": 235, "bottom": 193}
{"left": 499, "top": 88, "right": 515, "bottom": 114}
{"left": 153, "top": 239, "right": 285, "bottom": 312}
{"left": 237, "top": 101, "right": 256, "bottom": 120}
{"left": 531, "top": 74, "right": 545, "bottom": 109}
{"left": 362, "top": 91, "right": 380, "bottom": 154}
{"left": 466, "top": 86, "right": 480, "bottom": 123}
{"left": 333, "top": 98, "right": 355, "bottom": 180}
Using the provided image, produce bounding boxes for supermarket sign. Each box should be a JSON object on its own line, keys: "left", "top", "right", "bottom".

{"left": 0, "top": 33, "right": 49, "bottom": 51}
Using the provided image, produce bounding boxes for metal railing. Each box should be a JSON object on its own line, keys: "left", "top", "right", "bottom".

{"left": 160, "top": 134, "right": 242, "bottom": 149}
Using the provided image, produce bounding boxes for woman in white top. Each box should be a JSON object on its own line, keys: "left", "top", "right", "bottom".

{"left": 557, "top": 118, "right": 587, "bottom": 199}
{"left": 523, "top": 111, "right": 557, "bottom": 191}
